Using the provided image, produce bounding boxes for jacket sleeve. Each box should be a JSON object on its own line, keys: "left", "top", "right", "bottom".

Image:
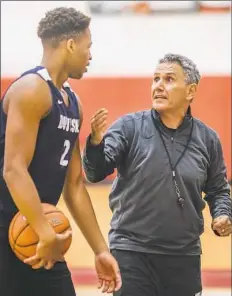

{"left": 203, "top": 133, "right": 231, "bottom": 221}
{"left": 82, "top": 117, "right": 129, "bottom": 183}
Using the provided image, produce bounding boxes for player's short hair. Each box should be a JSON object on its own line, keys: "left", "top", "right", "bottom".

{"left": 37, "top": 7, "right": 91, "bottom": 47}
{"left": 159, "top": 53, "right": 201, "bottom": 85}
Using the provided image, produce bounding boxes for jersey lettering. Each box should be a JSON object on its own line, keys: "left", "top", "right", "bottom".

{"left": 58, "top": 115, "right": 79, "bottom": 133}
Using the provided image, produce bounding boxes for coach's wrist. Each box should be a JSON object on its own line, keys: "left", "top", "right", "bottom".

{"left": 90, "top": 133, "right": 103, "bottom": 146}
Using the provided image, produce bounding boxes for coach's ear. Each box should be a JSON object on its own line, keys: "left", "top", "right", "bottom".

{"left": 186, "top": 83, "right": 197, "bottom": 103}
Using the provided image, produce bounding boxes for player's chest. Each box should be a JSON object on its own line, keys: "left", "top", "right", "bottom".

{"left": 53, "top": 101, "right": 80, "bottom": 135}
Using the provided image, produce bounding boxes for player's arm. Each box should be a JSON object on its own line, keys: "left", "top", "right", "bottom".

{"left": 82, "top": 109, "right": 128, "bottom": 183}
{"left": 63, "top": 140, "right": 109, "bottom": 251}
{"left": 63, "top": 100, "right": 108, "bottom": 254}
{"left": 63, "top": 101, "right": 121, "bottom": 293}
{"left": 3, "top": 75, "right": 57, "bottom": 241}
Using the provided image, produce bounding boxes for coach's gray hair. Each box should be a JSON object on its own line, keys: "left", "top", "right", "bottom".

{"left": 159, "top": 53, "right": 201, "bottom": 85}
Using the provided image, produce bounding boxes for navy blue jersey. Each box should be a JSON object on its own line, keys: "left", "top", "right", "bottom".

{"left": 0, "top": 66, "right": 80, "bottom": 220}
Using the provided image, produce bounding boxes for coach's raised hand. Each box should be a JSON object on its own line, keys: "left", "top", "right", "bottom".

{"left": 90, "top": 108, "right": 108, "bottom": 145}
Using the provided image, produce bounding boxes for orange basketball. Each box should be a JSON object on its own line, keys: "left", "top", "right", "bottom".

{"left": 8, "top": 203, "right": 72, "bottom": 262}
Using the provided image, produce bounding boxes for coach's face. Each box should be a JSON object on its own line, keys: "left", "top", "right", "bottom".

{"left": 66, "top": 28, "right": 92, "bottom": 79}
{"left": 151, "top": 62, "right": 195, "bottom": 113}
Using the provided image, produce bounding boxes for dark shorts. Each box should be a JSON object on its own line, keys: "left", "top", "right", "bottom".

{"left": 0, "top": 226, "right": 76, "bottom": 296}
{"left": 111, "top": 249, "right": 202, "bottom": 296}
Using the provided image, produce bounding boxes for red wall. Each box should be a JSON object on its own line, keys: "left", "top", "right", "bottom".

{"left": 1, "top": 76, "right": 231, "bottom": 179}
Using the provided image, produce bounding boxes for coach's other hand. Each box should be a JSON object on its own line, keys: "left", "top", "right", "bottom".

{"left": 90, "top": 108, "right": 108, "bottom": 145}
{"left": 95, "top": 251, "right": 122, "bottom": 293}
{"left": 212, "top": 215, "right": 232, "bottom": 237}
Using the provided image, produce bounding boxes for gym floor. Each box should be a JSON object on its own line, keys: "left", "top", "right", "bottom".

{"left": 74, "top": 287, "right": 231, "bottom": 296}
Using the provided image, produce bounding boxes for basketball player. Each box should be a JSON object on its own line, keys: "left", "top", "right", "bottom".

{"left": 0, "top": 7, "right": 121, "bottom": 296}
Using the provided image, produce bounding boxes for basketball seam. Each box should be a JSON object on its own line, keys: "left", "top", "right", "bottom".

{"left": 13, "top": 246, "right": 27, "bottom": 260}
{"left": 13, "top": 226, "right": 71, "bottom": 258}
{"left": 9, "top": 213, "right": 20, "bottom": 253}
{"left": 16, "top": 226, "right": 71, "bottom": 248}
{"left": 14, "top": 210, "right": 63, "bottom": 247}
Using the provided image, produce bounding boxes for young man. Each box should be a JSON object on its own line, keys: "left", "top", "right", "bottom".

{"left": 0, "top": 7, "right": 121, "bottom": 296}
{"left": 83, "top": 53, "right": 232, "bottom": 296}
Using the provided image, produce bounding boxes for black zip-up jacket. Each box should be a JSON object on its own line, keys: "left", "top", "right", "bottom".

{"left": 83, "top": 109, "right": 231, "bottom": 255}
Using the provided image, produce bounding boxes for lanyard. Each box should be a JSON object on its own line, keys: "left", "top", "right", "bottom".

{"left": 152, "top": 112, "right": 194, "bottom": 208}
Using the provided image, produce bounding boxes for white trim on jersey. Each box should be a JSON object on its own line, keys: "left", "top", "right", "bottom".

{"left": 37, "top": 68, "right": 76, "bottom": 95}
{"left": 37, "top": 68, "right": 52, "bottom": 81}
{"left": 63, "top": 81, "right": 70, "bottom": 88}
{"left": 63, "top": 81, "right": 75, "bottom": 93}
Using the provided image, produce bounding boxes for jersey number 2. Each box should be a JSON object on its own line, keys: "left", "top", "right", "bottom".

{"left": 60, "top": 140, "right": 70, "bottom": 167}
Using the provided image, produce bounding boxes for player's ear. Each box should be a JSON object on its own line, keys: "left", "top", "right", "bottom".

{"left": 66, "top": 38, "right": 77, "bottom": 54}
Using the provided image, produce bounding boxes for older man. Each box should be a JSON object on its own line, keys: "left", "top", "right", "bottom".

{"left": 83, "top": 53, "right": 231, "bottom": 296}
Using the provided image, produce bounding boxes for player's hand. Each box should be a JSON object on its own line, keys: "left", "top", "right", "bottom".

{"left": 95, "top": 251, "right": 122, "bottom": 293}
{"left": 212, "top": 215, "right": 232, "bottom": 237}
{"left": 24, "top": 230, "right": 72, "bottom": 269}
{"left": 90, "top": 108, "right": 108, "bottom": 145}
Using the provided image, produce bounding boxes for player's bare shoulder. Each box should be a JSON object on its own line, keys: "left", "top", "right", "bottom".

{"left": 3, "top": 74, "right": 52, "bottom": 118}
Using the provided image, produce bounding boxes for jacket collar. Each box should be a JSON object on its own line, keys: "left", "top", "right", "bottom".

{"left": 151, "top": 106, "right": 193, "bottom": 132}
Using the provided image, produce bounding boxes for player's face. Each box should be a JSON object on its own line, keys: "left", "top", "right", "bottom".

{"left": 151, "top": 63, "right": 194, "bottom": 113}
{"left": 66, "top": 28, "right": 92, "bottom": 79}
